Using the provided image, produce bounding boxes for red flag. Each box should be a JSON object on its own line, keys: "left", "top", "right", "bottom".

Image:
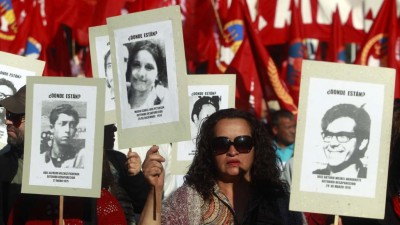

{"left": 286, "top": 0, "right": 305, "bottom": 106}
{"left": 42, "top": 27, "right": 72, "bottom": 76}
{"left": 210, "top": 0, "right": 297, "bottom": 117}
{"left": 355, "top": 0, "right": 399, "bottom": 97}
{"left": 125, "top": 0, "right": 176, "bottom": 13}
{"left": 327, "top": 7, "right": 346, "bottom": 63}
{"left": 0, "top": 0, "right": 18, "bottom": 50}
{"left": 0, "top": 0, "right": 36, "bottom": 54}
{"left": 355, "top": 0, "right": 397, "bottom": 67}
{"left": 181, "top": 0, "right": 215, "bottom": 68}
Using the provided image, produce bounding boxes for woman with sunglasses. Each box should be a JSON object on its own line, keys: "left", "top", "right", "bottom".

{"left": 138, "top": 108, "right": 302, "bottom": 225}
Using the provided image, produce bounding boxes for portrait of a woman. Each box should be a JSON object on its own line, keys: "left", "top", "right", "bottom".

{"left": 125, "top": 39, "right": 168, "bottom": 109}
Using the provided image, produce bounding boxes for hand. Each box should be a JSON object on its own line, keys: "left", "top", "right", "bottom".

{"left": 142, "top": 145, "right": 165, "bottom": 191}
{"left": 126, "top": 148, "right": 142, "bottom": 176}
{"left": 330, "top": 217, "right": 342, "bottom": 225}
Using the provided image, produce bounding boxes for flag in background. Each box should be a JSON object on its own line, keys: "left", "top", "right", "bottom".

{"left": 355, "top": 0, "right": 399, "bottom": 98}
{"left": 355, "top": 0, "right": 396, "bottom": 67}
{"left": 328, "top": 6, "right": 346, "bottom": 63}
{"left": 286, "top": 0, "right": 306, "bottom": 106}
{"left": 210, "top": 0, "right": 297, "bottom": 117}
{"left": 0, "top": 0, "right": 17, "bottom": 43}
{"left": 181, "top": 0, "right": 215, "bottom": 70}
{"left": 241, "top": 0, "right": 297, "bottom": 116}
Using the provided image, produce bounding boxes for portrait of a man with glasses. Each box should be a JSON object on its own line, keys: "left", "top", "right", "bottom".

{"left": 313, "top": 103, "right": 371, "bottom": 178}
{"left": 0, "top": 78, "right": 16, "bottom": 126}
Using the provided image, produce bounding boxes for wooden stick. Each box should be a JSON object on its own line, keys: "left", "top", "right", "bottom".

{"left": 153, "top": 186, "right": 156, "bottom": 220}
{"left": 59, "top": 195, "right": 64, "bottom": 225}
{"left": 153, "top": 145, "right": 159, "bottom": 221}
{"left": 334, "top": 215, "right": 339, "bottom": 225}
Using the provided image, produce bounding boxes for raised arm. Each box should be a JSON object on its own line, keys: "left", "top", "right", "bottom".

{"left": 138, "top": 145, "right": 165, "bottom": 225}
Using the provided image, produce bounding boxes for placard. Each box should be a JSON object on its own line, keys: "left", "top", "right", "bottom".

{"left": 290, "top": 60, "right": 395, "bottom": 219}
{"left": 171, "top": 74, "right": 236, "bottom": 174}
{"left": 0, "top": 51, "right": 44, "bottom": 149}
{"left": 89, "top": 25, "right": 116, "bottom": 125}
{"left": 22, "top": 77, "right": 105, "bottom": 198}
{"left": 107, "top": 6, "right": 190, "bottom": 148}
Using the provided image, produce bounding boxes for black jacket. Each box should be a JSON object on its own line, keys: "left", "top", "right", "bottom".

{"left": 0, "top": 145, "right": 21, "bottom": 225}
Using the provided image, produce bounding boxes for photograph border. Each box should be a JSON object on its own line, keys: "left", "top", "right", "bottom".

{"left": 107, "top": 6, "right": 190, "bottom": 148}
{"left": 22, "top": 76, "right": 105, "bottom": 198}
{"left": 89, "top": 25, "right": 116, "bottom": 125}
{"left": 171, "top": 74, "right": 236, "bottom": 175}
{"left": 290, "top": 60, "right": 395, "bottom": 219}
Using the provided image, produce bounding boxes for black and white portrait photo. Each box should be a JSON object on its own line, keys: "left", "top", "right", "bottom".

{"left": 299, "top": 77, "right": 383, "bottom": 198}
{"left": 312, "top": 103, "right": 371, "bottom": 179}
{"left": 107, "top": 6, "right": 191, "bottom": 149}
{"left": 40, "top": 102, "right": 86, "bottom": 169}
{"left": 26, "top": 81, "right": 102, "bottom": 192}
{"left": 92, "top": 32, "right": 116, "bottom": 112}
{"left": 0, "top": 78, "right": 17, "bottom": 127}
{"left": 289, "top": 60, "right": 395, "bottom": 219}
{"left": 174, "top": 77, "right": 234, "bottom": 167}
{"left": 110, "top": 18, "right": 180, "bottom": 130}
{"left": 125, "top": 39, "right": 168, "bottom": 110}
{"left": 190, "top": 95, "right": 220, "bottom": 137}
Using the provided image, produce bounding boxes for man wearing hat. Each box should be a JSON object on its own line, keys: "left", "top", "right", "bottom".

{"left": 0, "top": 85, "right": 26, "bottom": 225}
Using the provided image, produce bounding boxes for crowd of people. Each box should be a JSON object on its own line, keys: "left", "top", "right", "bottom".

{"left": 1, "top": 85, "right": 400, "bottom": 225}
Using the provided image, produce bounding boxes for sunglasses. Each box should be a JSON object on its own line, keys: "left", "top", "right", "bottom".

{"left": 5, "top": 110, "right": 25, "bottom": 125}
{"left": 211, "top": 135, "right": 254, "bottom": 155}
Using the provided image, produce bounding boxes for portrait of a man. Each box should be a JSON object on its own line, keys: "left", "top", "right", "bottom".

{"left": 41, "top": 104, "right": 85, "bottom": 169}
{"left": 190, "top": 96, "right": 220, "bottom": 136}
{"left": 313, "top": 103, "right": 371, "bottom": 178}
{"left": 104, "top": 50, "right": 115, "bottom": 101}
{"left": 0, "top": 78, "right": 17, "bottom": 126}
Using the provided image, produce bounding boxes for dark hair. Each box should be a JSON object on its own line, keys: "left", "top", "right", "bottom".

{"left": 0, "top": 78, "right": 17, "bottom": 94}
{"left": 185, "top": 108, "right": 286, "bottom": 200}
{"left": 191, "top": 96, "right": 220, "bottom": 123}
{"left": 125, "top": 40, "right": 167, "bottom": 87}
{"left": 49, "top": 104, "right": 79, "bottom": 126}
{"left": 104, "top": 50, "right": 111, "bottom": 73}
{"left": 321, "top": 104, "right": 370, "bottom": 156}
{"left": 270, "top": 109, "right": 294, "bottom": 127}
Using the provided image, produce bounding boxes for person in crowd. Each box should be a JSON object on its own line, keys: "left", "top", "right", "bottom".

{"left": 104, "top": 124, "right": 150, "bottom": 225}
{"left": 270, "top": 109, "right": 296, "bottom": 169}
{"left": 8, "top": 143, "right": 128, "bottom": 225}
{"left": 126, "top": 40, "right": 168, "bottom": 109}
{"left": 0, "top": 85, "right": 26, "bottom": 225}
{"left": 137, "top": 108, "right": 303, "bottom": 225}
{"left": 104, "top": 49, "right": 115, "bottom": 100}
{"left": 0, "top": 78, "right": 16, "bottom": 126}
{"left": 41, "top": 103, "right": 85, "bottom": 168}
{"left": 313, "top": 104, "right": 370, "bottom": 178}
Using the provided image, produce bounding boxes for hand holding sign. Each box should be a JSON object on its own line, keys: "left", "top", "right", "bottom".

{"left": 142, "top": 145, "right": 165, "bottom": 191}
{"left": 126, "top": 148, "right": 142, "bottom": 176}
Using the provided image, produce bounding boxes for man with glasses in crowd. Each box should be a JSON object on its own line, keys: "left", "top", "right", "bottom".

{"left": 0, "top": 85, "right": 26, "bottom": 225}
{"left": 313, "top": 103, "right": 371, "bottom": 178}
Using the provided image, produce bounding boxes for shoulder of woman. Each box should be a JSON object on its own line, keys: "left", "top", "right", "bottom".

{"left": 163, "top": 184, "right": 203, "bottom": 207}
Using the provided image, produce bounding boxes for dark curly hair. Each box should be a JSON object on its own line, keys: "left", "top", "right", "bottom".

{"left": 184, "top": 108, "right": 287, "bottom": 200}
